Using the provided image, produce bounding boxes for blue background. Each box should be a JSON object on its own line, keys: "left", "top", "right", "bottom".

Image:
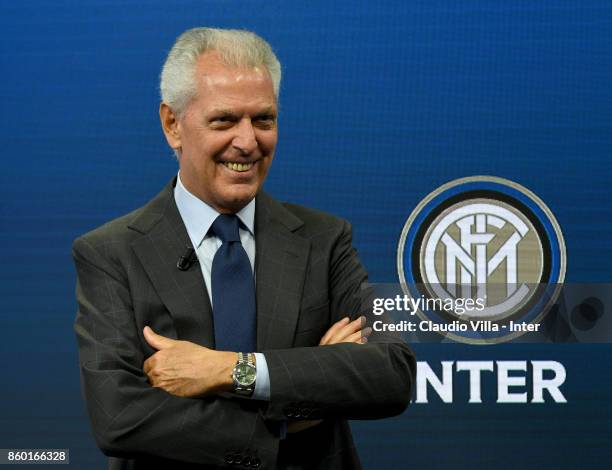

{"left": 1, "top": 1, "right": 611, "bottom": 468}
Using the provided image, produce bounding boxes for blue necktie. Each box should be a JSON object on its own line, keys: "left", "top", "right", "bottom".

{"left": 210, "top": 214, "right": 256, "bottom": 353}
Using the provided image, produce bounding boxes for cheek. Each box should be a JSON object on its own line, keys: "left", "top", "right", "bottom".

{"left": 189, "top": 145, "right": 222, "bottom": 174}
{"left": 254, "top": 154, "right": 272, "bottom": 177}
{"left": 259, "top": 130, "right": 278, "bottom": 152}
{"left": 182, "top": 124, "right": 226, "bottom": 161}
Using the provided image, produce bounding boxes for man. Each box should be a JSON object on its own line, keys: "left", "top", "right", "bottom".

{"left": 73, "top": 27, "right": 415, "bottom": 470}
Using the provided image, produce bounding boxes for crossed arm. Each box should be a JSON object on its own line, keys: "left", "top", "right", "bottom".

{"left": 141, "top": 317, "right": 370, "bottom": 433}
{"left": 142, "top": 317, "right": 369, "bottom": 398}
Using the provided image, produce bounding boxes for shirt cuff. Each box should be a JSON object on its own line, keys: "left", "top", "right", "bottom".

{"left": 252, "top": 352, "right": 270, "bottom": 401}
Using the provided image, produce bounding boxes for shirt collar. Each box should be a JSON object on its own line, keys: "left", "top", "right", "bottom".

{"left": 174, "top": 172, "right": 255, "bottom": 248}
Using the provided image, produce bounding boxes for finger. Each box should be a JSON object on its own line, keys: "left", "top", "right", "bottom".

{"left": 143, "top": 362, "right": 156, "bottom": 385}
{"left": 345, "top": 327, "right": 371, "bottom": 344}
{"left": 143, "top": 326, "right": 176, "bottom": 350}
{"left": 329, "top": 316, "right": 365, "bottom": 342}
{"left": 143, "top": 357, "right": 151, "bottom": 375}
{"left": 143, "top": 354, "right": 157, "bottom": 375}
{"left": 319, "top": 317, "right": 350, "bottom": 345}
{"left": 321, "top": 316, "right": 361, "bottom": 344}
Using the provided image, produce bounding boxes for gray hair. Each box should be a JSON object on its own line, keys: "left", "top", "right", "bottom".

{"left": 160, "top": 27, "right": 281, "bottom": 118}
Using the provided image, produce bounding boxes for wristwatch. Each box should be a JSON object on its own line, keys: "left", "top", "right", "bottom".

{"left": 231, "top": 352, "right": 257, "bottom": 396}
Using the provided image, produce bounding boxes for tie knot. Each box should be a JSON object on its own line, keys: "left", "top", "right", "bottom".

{"left": 211, "top": 214, "right": 241, "bottom": 243}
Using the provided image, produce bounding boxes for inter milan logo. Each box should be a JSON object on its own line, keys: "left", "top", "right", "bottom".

{"left": 397, "top": 176, "right": 566, "bottom": 344}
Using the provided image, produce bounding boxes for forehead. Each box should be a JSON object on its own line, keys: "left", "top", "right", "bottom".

{"left": 193, "top": 51, "right": 276, "bottom": 108}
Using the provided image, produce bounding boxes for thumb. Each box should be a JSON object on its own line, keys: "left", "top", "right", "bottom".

{"left": 143, "top": 326, "right": 176, "bottom": 350}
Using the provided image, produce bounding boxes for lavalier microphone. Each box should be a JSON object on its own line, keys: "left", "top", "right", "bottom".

{"left": 177, "top": 246, "right": 198, "bottom": 271}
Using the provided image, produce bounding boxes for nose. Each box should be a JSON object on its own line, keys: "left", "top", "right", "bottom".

{"left": 232, "top": 118, "right": 257, "bottom": 155}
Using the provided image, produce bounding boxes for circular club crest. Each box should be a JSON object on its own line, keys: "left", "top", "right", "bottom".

{"left": 397, "top": 176, "right": 566, "bottom": 344}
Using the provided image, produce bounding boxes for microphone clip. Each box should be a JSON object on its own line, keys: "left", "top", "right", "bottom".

{"left": 177, "top": 246, "right": 198, "bottom": 271}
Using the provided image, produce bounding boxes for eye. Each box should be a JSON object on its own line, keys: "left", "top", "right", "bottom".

{"left": 209, "top": 115, "right": 237, "bottom": 128}
{"left": 254, "top": 114, "right": 276, "bottom": 128}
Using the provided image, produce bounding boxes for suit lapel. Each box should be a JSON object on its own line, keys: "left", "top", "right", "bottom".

{"left": 255, "top": 192, "right": 310, "bottom": 351}
{"left": 129, "top": 180, "right": 215, "bottom": 348}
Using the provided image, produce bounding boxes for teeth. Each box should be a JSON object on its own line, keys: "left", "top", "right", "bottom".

{"left": 224, "top": 162, "right": 253, "bottom": 172}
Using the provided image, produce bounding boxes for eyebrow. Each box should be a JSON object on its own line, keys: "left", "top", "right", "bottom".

{"left": 209, "top": 109, "right": 238, "bottom": 119}
{"left": 255, "top": 106, "right": 277, "bottom": 116}
{"left": 209, "top": 106, "right": 277, "bottom": 118}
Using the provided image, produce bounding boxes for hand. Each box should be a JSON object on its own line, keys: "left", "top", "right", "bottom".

{"left": 288, "top": 316, "right": 371, "bottom": 434}
{"left": 142, "top": 326, "right": 236, "bottom": 398}
{"left": 319, "top": 316, "right": 372, "bottom": 346}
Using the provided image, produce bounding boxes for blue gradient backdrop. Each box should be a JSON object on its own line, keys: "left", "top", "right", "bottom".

{"left": 1, "top": 1, "right": 611, "bottom": 468}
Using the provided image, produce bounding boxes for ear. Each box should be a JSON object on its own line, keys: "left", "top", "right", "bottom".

{"left": 159, "top": 102, "right": 182, "bottom": 151}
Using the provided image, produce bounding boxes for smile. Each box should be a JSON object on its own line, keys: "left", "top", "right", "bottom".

{"left": 223, "top": 162, "right": 255, "bottom": 172}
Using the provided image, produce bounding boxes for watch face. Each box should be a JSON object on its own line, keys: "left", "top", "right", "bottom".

{"left": 234, "top": 363, "right": 256, "bottom": 386}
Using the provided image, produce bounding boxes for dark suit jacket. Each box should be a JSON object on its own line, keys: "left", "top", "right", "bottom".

{"left": 73, "top": 179, "right": 415, "bottom": 470}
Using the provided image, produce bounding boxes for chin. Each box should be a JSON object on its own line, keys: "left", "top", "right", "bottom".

{"left": 220, "top": 188, "right": 257, "bottom": 212}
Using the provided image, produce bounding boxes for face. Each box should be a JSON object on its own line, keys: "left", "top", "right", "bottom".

{"left": 160, "top": 51, "right": 278, "bottom": 213}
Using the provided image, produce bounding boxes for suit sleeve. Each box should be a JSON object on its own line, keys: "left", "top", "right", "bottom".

{"left": 72, "top": 237, "right": 278, "bottom": 467}
{"left": 262, "top": 220, "right": 416, "bottom": 421}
